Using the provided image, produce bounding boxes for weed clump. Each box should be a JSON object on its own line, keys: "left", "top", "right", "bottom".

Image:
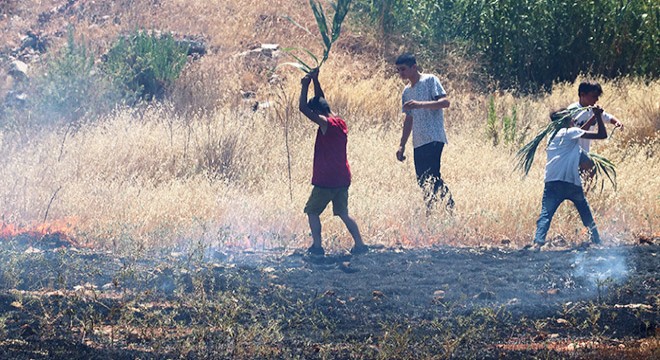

{"left": 102, "top": 30, "right": 190, "bottom": 103}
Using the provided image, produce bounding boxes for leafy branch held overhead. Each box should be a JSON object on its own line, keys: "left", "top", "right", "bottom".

{"left": 279, "top": 0, "right": 352, "bottom": 73}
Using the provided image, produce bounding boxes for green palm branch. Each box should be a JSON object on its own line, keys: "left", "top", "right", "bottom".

{"left": 279, "top": 0, "right": 352, "bottom": 73}
{"left": 587, "top": 152, "right": 617, "bottom": 191}
{"left": 515, "top": 107, "right": 617, "bottom": 190}
{"left": 515, "top": 108, "right": 578, "bottom": 175}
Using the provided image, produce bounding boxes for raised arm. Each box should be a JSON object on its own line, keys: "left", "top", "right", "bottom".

{"left": 310, "top": 68, "right": 325, "bottom": 100}
{"left": 581, "top": 106, "right": 607, "bottom": 140}
{"left": 580, "top": 109, "right": 624, "bottom": 131}
{"left": 298, "top": 73, "right": 329, "bottom": 134}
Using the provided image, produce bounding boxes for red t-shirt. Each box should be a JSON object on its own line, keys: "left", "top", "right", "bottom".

{"left": 311, "top": 116, "right": 351, "bottom": 188}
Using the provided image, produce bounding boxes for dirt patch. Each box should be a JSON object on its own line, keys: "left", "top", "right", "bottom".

{"left": 0, "top": 241, "right": 657, "bottom": 359}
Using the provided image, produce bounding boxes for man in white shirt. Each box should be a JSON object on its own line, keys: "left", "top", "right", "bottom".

{"left": 568, "top": 81, "right": 623, "bottom": 179}
{"left": 530, "top": 106, "right": 608, "bottom": 251}
{"left": 394, "top": 53, "right": 454, "bottom": 212}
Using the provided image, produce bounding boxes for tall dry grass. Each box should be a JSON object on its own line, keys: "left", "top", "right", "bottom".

{"left": 0, "top": 69, "right": 657, "bottom": 253}
{"left": 0, "top": 0, "right": 657, "bottom": 253}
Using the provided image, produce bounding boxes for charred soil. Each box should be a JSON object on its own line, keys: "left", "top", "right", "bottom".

{"left": 0, "top": 239, "right": 657, "bottom": 359}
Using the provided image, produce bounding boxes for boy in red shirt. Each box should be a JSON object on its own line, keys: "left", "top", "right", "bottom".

{"left": 298, "top": 70, "right": 367, "bottom": 256}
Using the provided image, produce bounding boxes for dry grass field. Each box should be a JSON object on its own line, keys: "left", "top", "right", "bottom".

{"left": 0, "top": 1, "right": 658, "bottom": 358}
{"left": 0, "top": 0, "right": 658, "bottom": 254}
{"left": 2, "top": 75, "right": 659, "bottom": 253}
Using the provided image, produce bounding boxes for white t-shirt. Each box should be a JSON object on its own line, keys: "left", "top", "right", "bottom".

{"left": 567, "top": 102, "right": 613, "bottom": 152}
{"left": 401, "top": 74, "right": 447, "bottom": 148}
{"left": 545, "top": 127, "right": 585, "bottom": 186}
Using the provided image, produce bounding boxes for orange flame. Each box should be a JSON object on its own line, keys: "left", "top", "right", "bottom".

{"left": 0, "top": 217, "right": 81, "bottom": 247}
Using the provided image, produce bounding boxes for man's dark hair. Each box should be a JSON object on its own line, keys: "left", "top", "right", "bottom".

{"left": 307, "top": 96, "right": 331, "bottom": 114}
{"left": 578, "top": 81, "right": 603, "bottom": 96}
{"left": 395, "top": 53, "right": 417, "bottom": 67}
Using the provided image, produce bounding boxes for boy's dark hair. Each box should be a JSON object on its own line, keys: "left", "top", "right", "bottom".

{"left": 578, "top": 81, "right": 603, "bottom": 96}
{"left": 395, "top": 53, "right": 417, "bottom": 67}
{"left": 550, "top": 108, "right": 572, "bottom": 127}
{"left": 307, "top": 96, "right": 331, "bottom": 114}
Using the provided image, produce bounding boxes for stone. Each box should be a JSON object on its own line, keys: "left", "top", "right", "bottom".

{"left": 9, "top": 60, "right": 28, "bottom": 80}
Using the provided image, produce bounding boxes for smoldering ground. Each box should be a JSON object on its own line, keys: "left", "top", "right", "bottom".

{"left": 0, "top": 237, "right": 657, "bottom": 359}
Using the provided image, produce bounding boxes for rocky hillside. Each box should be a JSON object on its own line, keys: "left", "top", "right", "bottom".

{"left": 0, "top": 0, "right": 384, "bottom": 113}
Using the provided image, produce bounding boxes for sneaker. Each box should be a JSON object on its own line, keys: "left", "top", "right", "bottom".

{"left": 350, "top": 244, "right": 369, "bottom": 255}
{"left": 523, "top": 242, "right": 544, "bottom": 253}
{"left": 576, "top": 241, "right": 592, "bottom": 251}
{"left": 306, "top": 245, "right": 325, "bottom": 256}
{"left": 590, "top": 228, "right": 602, "bottom": 244}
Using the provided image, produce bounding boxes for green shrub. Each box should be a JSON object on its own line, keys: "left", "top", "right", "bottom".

{"left": 7, "top": 29, "right": 191, "bottom": 131}
{"left": 354, "top": 0, "right": 659, "bottom": 90}
{"left": 30, "top": 28, "right": 117, "bottom": 128}
{"left": 486, "top": 96, "right": 499, "bottom": 146}
{"left": 485, "top": 96, "right": 518, "bottom": 148}
{"left": 502, "top": 105, "right": 517, "bottom": 146}
{"left": 102, "top": 30, "right": 190, "bottom": 103}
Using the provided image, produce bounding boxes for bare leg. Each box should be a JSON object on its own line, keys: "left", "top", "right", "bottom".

{"left": 307, "top": 214, "right": 323, "bottom": 248}
{"left": 337, "top": 212, "right": 364, "bottom": 247}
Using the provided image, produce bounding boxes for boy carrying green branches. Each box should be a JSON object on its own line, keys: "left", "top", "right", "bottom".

{"left": 298, "top": 69, "right": 368, "bottom": 256}
{"left": 569, "top": 81, "right": 624, "bottom": 181}
{"left": 528, "top": 106, "right": 608, "bottom": 252}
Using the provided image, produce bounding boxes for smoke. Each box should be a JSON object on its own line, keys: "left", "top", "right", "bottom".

{"left": 572, "top": 247, "right": 630, "bottom": 290}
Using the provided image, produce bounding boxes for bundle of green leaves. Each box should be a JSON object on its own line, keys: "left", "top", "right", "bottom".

{"left": 280, "top": 0, "right": 352, "bottom": 73}
{"left": 515, "top": 107, "right": 617, "bottom": 191}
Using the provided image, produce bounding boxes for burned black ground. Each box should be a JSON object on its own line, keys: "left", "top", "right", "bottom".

{"left": 0, "top": 240, "right": 657, "bottom": 359}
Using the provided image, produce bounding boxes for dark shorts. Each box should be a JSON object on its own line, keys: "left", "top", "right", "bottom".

{"left": 303, "top": 186, "right": 349, "bottom": 216}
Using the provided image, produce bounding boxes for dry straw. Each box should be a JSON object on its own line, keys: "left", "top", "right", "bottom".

{"left": 0, "top": 2, "right": 657, "bottom": 252}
